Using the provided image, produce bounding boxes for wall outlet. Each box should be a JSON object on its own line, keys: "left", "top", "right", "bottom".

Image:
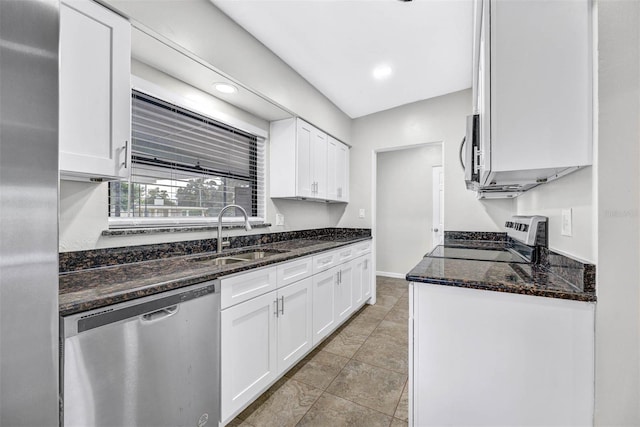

{"left": 275, "top": 213, "right": 285, "bottom": 226}
{"left": 561, "top": 208, "right": 572, "bottom": 237}
{"left": 358, "top": 208, "right": 365, "bottom": 219}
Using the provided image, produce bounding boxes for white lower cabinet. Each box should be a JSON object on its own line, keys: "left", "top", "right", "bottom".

{"left": 276, "top": 278, "right": 313, "bottom": 373}
{"left": 362, "top": 254, "right": 372, "bottom": 300}
{"left": 409, "top": 282, "right": 595, "bottom": 426}
{"left": 335, "top": 262, "right": 354, "bottom": 324}
{"left": 311, "top": 267, "right": 337, "bottom": 346}
{"left": 221, "top": 241, "right": 372, "bottom": 425}
{"left": 221, "top": 291, "right": 277, "bottom": 423}
{"left": 352, "top": 254, "right": 372, "bottom": 307}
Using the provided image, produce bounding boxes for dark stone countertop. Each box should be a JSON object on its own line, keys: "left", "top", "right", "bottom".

{"left": 406, "top": 241, "right": 596, "bottom": 303}
{"left": 59, "top": 235, "right": 371, "bottom": 316}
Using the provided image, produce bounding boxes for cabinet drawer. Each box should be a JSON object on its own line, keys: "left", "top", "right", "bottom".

{"left": 335, "top": 245, "right": 355, "bottom": 263}
{"left": 277, "top": 256, "right": 313, "bottom": 288}
{"left": 312, "top": 250, "right": 338, "bottom": 274}
{"left": 220, "top": 267, "right": 277, "bottom": 309}
{"left": 353, "top": 240, "right": 372, "bottom": 257}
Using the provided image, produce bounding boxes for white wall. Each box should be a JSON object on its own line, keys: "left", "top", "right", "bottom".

{"left": 593, "top": 1, "right": 640, "bottom": 424}
{"left": 517, "top": 167, "right": 594, "bottom": 262}
{"left": 342, "top": 89, "right": 514, "bottom": 232}
{"left": 376, "top": 145, "right": 442, "bottom": 276}
{"left": 103, "top": 0, "right": 351, "bottom": 142}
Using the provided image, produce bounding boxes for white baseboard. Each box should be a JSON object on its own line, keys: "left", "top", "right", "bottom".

{"left": 376, "top": 271, "right": 406, "bottom": 279}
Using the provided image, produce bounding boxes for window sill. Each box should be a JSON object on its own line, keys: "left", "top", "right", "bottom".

{"left": 102, "top": 222, "right": 272, "bottom": 237}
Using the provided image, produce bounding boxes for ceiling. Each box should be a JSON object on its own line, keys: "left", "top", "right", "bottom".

{"left": 211, "top": 0, "right": 474, "bottom": 119}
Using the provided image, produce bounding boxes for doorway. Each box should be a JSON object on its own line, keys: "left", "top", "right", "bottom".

{"left": 374, "top": 143, "right": 443, "bottom": 278}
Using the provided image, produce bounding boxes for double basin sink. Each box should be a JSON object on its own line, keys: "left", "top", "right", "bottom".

{"left": 188, "top": 249, "right": 287, "bottom": 266}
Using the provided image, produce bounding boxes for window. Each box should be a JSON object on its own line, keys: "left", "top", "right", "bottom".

{"left": 109, "top": 90, "right": 265, "bottom": 227}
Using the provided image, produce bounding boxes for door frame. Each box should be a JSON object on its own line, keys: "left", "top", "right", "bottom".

{"left": 432, "top": 165, "right": 444, "bottom": 247}
{"left": 371, "top": 141, "right": 444, "bottom": 279}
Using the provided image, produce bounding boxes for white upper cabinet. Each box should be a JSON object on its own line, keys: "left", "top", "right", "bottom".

{"left": 469, "top": 0, "right": 592, "bottom": 194}
{"left": 327, "top": 136, "right": 349, "bottom": 202}
{"left": 59, "top": 0, "right": 131, "bottom": 181}
{"left": 270, "top": 117, "right": 349, "bottom": 202}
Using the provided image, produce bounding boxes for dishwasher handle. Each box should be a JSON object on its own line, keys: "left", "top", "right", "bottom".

{"left": 141, "top": 305, "right": 179, "bottom": 322}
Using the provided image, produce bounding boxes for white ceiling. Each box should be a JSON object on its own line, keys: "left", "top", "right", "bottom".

{"left": 211, "top": 0, "right": 474, "bottom": 118}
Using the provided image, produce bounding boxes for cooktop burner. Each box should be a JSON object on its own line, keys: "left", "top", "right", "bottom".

{"left": 428, "top": 246, "right": 530, "bottom": 264}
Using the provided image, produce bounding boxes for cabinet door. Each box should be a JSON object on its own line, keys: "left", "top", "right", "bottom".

{"left": 59, "top": 0, "right": 131, "bottom": 181}
{"left": 362, "top": 254, "right": 373, "bottom": 301}
{"left": 311, "top": 128, "right": 328, "bottom": 199}
{"left": 335, "top": 262, "right": 354, "bottom": 323}
{"left": 277, "top": 278, "right": 313, "bottom": 374}
{"left": 221, "top": 291, "right": 277, "bottom": 422}
{"left": 336, "top": 141, "right": 349, "bottom": 202}
{"left": 296, "top": 119, "right": 314, "bottom": 198}
{"left": 312, "top": 267, "right": 337, "bottom": 346}
{"left": 327, "top": 137, "right": 349, "bottom": 202}
{"left": 327, "top": 137, "right": 339, "bottom": 201}
{"left": 352, "top": 257, "right": 364, "bottom": 308}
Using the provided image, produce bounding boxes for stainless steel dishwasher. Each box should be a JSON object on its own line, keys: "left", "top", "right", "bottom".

{"left": 61, "top": 281, "right": 220, "bottom": 427}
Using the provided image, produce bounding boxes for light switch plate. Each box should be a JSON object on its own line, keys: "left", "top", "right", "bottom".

{"left": 275, "top": 213, "right": 285, "bottom": 226}
{"left": 358, "top": 208, "right": 365, "bottom": 219}
{"left": 561, "top": 208, "right": 572, "bottom": 236}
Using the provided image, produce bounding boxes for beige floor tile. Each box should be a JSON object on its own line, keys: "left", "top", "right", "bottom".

{"left": 321, "top": 327, "right": 368, "bottom": 358}
{"left": 240, "top": 378, "right": 322, "bottom": 427}
{"left": 297, "top": 393, "right": 392, "bottom": 427}
{"left": 371, "top": 293, "right": 399, "bottom": 310}
{"left": 371, "top": 319, "right": 408, "bottom": 344}
{"left": 394, "top": 380, "right": 409, "bottom": 421}
{"left": 385, "top": 306, "right": 409, "bottom": 324}
{"left": 359, "top": 304, "right": 391, "bottom": 321}
{"left": 340, "top": 315, "right": 380, "bottom": 337}
{"left": 226, "top": 417, "right": 254, "bottom": 427}
{"left": 390, "top": 417, "right": 409, "bottom": 427}
{"left": 376, "top": 282, "right": 408, "bottom": 299}
{"left": 326, "top": 359, "right": 406, "bottom": 416}
{"left": 285, "top": 350, "right": 350, "bottom": 390}
{"left": 353, "top": 330, "right": 408, "bottom": 374}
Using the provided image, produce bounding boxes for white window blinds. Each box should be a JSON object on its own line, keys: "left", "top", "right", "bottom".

{"left": 109, "top": 90, "right": 265, "bottom": 227}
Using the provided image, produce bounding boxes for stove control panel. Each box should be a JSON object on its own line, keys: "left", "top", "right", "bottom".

{"left": 505, "top": 215, "right": 548, "bottom": 246}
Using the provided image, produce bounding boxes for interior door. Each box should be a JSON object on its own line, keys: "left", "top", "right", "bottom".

{"left": 432, "top": 166, "right": 444, "bottom": 247}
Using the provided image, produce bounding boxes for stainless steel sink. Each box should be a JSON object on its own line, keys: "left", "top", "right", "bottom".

{"left": 188, "top": 249, "right": 286, "bottom": 266}
{"left": 205, "top": 257, "right": 245, "bottom": 266}
{"left": 229, "top": 250, "right": 282, "bottom": 261}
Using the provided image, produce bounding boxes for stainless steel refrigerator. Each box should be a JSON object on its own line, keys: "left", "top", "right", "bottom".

{"left": 0, "top": 0, "right": 60, "bottom": 425}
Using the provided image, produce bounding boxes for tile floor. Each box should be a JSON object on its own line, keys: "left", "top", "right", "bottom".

{"left": 228, "top": 276, "right": 409, "bottom": 427}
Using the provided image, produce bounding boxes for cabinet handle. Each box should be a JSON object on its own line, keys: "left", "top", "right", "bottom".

{"left": 336, "top": 272, "right": 340, "bottom": 285}
{"left": 122, "top": 140, "right": 129, "bottom": 169}
{"left": 274, "top": 299, "right": 279, "bottom": 317}
{"left": 364, "top": 259, "right": 368, "bottom": 269}
{"left": 280, "top": 296, "right": 285, "bottom": 315}
{"left": 338, "top": 270, "right": 342, "bottom": 284}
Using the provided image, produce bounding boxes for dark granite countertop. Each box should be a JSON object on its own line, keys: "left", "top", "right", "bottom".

{"left": 60, "top": 231, "right": 371, "bottom": 316}
{"left": 407, "top": 236, "right": 596, "bottom": 303}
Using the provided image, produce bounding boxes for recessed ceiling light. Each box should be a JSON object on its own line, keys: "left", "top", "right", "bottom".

{"left": 213, "top": 82, "right": 238, "bottom": 94}
{"left": 372, "top": 65, "right": 393, "bottom": 80}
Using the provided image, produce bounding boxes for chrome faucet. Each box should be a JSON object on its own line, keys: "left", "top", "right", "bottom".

{"left": 217, "top": 204, "right": 252, "bottom": 253}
